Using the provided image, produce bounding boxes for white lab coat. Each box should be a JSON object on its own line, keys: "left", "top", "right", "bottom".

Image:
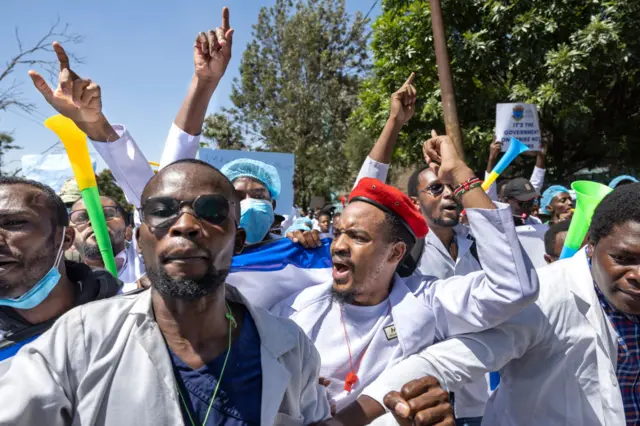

{"left": 414, "top": 225, "right": 491, "bottom": 420}
{"left": 267, "top": 204, "right": 538, "bottom": 410}
{"left": 0, "top": 286, "right": 331, "bottom": 426}
{"left": 363, "top": 248, "right": 624, "bottom": 426}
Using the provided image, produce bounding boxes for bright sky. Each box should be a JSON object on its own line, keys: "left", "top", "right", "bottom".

{"left": 1, "top": 0, "right": 380, "bottom": 173}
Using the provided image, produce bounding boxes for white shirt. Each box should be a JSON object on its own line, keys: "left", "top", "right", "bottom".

{"left": 267, "top": 204, "right": 538, "bottom": 410}
{"left": 363, "top": 248, "right": 624, "bottom": 426}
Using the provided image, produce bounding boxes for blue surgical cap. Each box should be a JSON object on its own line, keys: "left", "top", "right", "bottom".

{"left": 221, "top": 158, "right": 281, "bottom": 201}
{"left": 609, "top": 175, "right": 638, "bottom": 189}
{"left": 540, "top": 185, "right": 570, "bottom": 215}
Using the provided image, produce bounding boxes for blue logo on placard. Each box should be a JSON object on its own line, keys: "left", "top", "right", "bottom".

{"left": 512, "top": 105, "right": 525, "bottom": 121}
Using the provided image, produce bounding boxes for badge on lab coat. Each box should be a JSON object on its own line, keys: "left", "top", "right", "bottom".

{"left": 384, "top": 324, "right": 398, "bottom": 341}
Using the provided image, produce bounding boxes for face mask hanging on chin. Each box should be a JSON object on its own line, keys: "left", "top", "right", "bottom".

{"left": 0, "top": 227, "right": 67, "bottom": 310}
{"left": 240, "top": 199, "right": 275, "bottom": 244}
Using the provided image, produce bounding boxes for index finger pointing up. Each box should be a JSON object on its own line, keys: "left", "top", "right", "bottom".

{"left": 53, "top": 42, "right": 70, "bottom": 71}
{"left": 222, "top": 6, "right": 230, "bottom": 30}
{"left": 404, "top": 72, "right": 415, "bottom": 86}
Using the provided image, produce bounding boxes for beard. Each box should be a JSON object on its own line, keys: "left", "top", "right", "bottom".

{"left": 431, "top": 215, "right": 459, "bottom": 227}
{"left": 77, "top": 242, "right": 102, "bottom": 260}
{"left": 147, "top": 262, "right": 230, "bottom": 301}
{"left": 330, "top": 286, "right": 357, "bottom": 305}
{"left": 77, "top": 229, "right": 125, "bottom": 260}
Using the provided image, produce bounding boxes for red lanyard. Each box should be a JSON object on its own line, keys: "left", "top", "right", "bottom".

{"left": 339, "top": 299, "right": 392, "bottom": 392}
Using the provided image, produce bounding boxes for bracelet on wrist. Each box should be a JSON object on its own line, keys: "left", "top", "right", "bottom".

{"left": 453, "top": 177, "right": 482, "bottom": 199}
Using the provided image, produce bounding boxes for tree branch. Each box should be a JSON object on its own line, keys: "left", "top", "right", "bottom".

{"left": 0, "top": 18, "right": 83, "bottom": 114}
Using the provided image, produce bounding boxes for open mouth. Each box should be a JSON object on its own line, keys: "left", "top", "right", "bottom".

{"left": 332, "top": 258, "right": 353, "bottom": 283}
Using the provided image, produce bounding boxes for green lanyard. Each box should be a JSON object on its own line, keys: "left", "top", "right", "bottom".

{"left": 176, "top": 302, "right": 237, "bottom": 426}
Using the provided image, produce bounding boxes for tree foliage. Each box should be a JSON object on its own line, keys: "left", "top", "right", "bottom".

{"left": 206, "top": 0, "right": 370, "bottom": 208}
{"left": 350, "top": 0, "right": 640, "bottom": 179}
{"left": 0, "top": 132, "right": 20, "bottom": 175}
{"left": 96, "top": 169, "right": 133, "bottom": 213}
{"left": 202, "top": 113, "right": 247, "bottom": 150}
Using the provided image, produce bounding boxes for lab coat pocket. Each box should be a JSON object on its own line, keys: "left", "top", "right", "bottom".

{"left": 273, "top": 413, "right": 304, "bottom": 426}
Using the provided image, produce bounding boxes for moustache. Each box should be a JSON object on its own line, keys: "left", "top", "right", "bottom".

{"left": 331, "top": 255, "right": 355, "bottom": 270}
{"left": 159, "top": 241, "right": 213, "bottom": 263}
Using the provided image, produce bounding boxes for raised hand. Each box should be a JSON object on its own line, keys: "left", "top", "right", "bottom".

{"left": 390, "top": 72, "right": 417, "bottom": 126}
{"left": 28, "top": 42, "right": 102, "bottom": 126}
{"left": 194, "top": 6, "right": 234, "bottom": 83}
{"left": 422, "top": 130, "right": 469, "bottom": 186}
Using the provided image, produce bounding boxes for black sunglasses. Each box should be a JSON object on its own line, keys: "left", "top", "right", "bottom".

{"left": 419, "top": 183, "right": 450, "bottom": 197}
{"left": 140, "top": 194, "right": 233, "bottom": 229}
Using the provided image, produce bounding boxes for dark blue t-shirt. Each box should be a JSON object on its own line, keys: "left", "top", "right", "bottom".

{"left": 169, "top": 306, "right": 262, "bottom": 425}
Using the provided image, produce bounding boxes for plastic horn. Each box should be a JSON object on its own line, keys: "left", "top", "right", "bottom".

{"left": 44, "top": 115, "right": 118, "bottom": 276}
{"left": 559, "top": 181, "right": 613, "bottom": 259}
{"left": 482, "top": 137, "right": 530, "bottom": 191}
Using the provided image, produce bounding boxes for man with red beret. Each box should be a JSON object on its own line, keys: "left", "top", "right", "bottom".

{"left": 270, "top": 133, "right": 538, "bottom": 412}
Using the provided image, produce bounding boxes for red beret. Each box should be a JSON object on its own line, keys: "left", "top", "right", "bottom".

{"left": 348, "top": 178, "right": 428, "bottom": 240}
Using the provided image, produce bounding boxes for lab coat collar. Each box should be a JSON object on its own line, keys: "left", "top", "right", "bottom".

{"left": 290, "top": 276, "right": 435, "bottom": 355}
{"left": 388, "top": 274, "right": 436, "bottom": 353}
{"left": 566, "top": 248, "right": 596, "bottom": 306}
{"left": 426, "top": 224, "right": 473, "bottom": 264}
{"left": 565, "top": 248, "right": 617, "bottom": 360}
{"left": 129, "top": 286, "right": 298, "bottom": 426}
{"left": 129, "top": 285, "right": 297, "bottom": 359}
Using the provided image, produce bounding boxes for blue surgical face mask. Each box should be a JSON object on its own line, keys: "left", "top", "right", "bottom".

{"left": 0, "top": 227, "right": 67, "bottom": 310}
{"left": 240, "top": 199, "right": 275, "bottom": 244}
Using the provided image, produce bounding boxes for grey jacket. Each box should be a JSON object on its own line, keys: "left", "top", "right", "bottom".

{"left": 0, "top": 286, "right": 330, "bottom": 426}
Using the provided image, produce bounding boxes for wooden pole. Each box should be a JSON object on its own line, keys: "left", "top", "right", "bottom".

{"left": 429, "top": 0, "right": 465, "bottom": 160}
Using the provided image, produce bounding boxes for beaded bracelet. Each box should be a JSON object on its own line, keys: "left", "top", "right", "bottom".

{"left": 453, "top": 177, "right": 482, "bottom": 199}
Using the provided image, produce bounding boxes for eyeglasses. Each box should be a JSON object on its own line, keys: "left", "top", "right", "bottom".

{"left": 70, "top": 206, "right": 120, "bottom": 225}
{"left": 140, "top": 194, "right": 232, "bottom": 229}
{"left": 419, "top": 183, "right": 451, "bottom": 197}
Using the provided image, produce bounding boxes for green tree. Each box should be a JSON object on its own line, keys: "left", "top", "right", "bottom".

{"left": 0, "top": 132, "right": 20, "bottom": 175}
{"left": 350, "top": 0, "right": 640, "bottom": 179}
{"left": 206, "top": 0, "right": 370, "bottom": 208}
{"left": 96, "top": 169, "right": 133, "bottom": 213}
{"left": 201, "top": 113, "right": 247, "bottom": 150}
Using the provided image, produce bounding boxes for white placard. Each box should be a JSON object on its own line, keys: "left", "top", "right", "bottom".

{"left": 496, "top": 103, "right": 541, "bottom": 152}
{"left": 198, "top": 149, "right": 295, "bottom": 215}
{"left": 21, "top": 154, "right": 97, "bottom": 193}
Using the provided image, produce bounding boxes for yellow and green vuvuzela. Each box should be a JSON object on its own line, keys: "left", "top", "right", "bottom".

{"left": 44, "top": 115, "right": 118, "bottom": 276}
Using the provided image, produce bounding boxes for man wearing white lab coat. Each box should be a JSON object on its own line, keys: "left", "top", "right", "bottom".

{"left": 0, "top": 159, "right": 331, "bottom": 426}
{"left": 270, "top": 134, "right": 538, "bottom": 412}
{"left": 404, "top": 165, "right": 489, "bottom": 425}
{"left": 360, "top": 184, "right": 640, "bottom": 425}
